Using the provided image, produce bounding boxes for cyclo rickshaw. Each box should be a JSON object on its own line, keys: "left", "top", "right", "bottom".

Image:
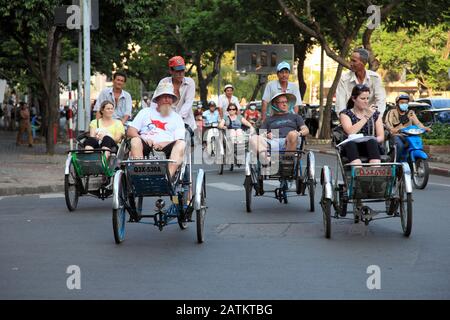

{"left": 64, "top": 132, "right": 126, "bottom": 211}
{"left": 203, "top": 122, "right": 252, "bottom": 175}
{"left": 243, "top": 132, "right": 316, "bottom": 212}
{"left": 111, "top": 126, "right": 207, "bottom": 244}
{"left": 319, "top": 126, "right": 413, "bottom": 239}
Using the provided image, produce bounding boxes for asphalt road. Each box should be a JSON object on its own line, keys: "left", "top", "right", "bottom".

{"left": 1, "top": 153, "right": 449, "bottom": 299}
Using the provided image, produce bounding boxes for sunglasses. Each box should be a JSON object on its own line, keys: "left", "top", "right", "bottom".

{"left": 228, "top": 108, "right": 237, "bottom": 111}
{"left": 355, "top": 84, "right": 369, "bottom": 90}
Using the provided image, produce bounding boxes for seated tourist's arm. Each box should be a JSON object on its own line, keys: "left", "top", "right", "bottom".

{"left": 89, "top": 120, "right": 98, "bottom": 139}
{"left": 340, "top": 112, "right": 367, "bottom": 135}
{"left": 218, "top": 118, "right": 226, "bottom": 129}
{"left": 114, "top": 121, "right": 125, "bottom": 143}
{"left": 375, "top": 116, "right": 384, "bottom": 143}
{"left": 241, "top": 117, "right": 253, "bottom": 129}
{"left": 298, "top": 124, "right": 309, "bottom": 137}
{"left": 296, "top": 115, "right": 309, "bottom": 137}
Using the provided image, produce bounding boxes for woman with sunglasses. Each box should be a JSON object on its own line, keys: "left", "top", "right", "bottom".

{"left": 339, "top": 84, "right": 384, "bottom": 165}
{"left": 219, "top": 103, "right": 254, "bottom": 143}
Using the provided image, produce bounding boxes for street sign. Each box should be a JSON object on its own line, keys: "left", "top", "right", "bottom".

{"left": 59, "top": 61, "right": 79, "bottom": 83}
{"left": 53, "top": 0, "right": 99, "bottom": 30}
{"left": 235, "top": 43, "right": 294, "bottom": 75}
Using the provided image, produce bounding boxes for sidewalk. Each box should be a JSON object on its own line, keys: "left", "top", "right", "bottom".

{"left": 0, "top": 131, "right": 68, "bottom": 196}
{"left": 305, "top": 137, "right": 450, "bottom": 177}
{"left": 1, "top": 131, "right": 450, "bottom": 197}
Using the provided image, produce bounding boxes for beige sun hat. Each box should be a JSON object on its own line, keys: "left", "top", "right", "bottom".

{"left": 270, "top": 92, "right": 296, "bottom": 107}
{"left": 152, "top": 82, "right": 179, "bottom": 104}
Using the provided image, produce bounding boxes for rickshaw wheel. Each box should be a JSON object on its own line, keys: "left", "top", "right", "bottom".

{"left": 337, "top": 185, "right": 347, "bottom": 217}
{"left": 322, "top": 198, "right": 331, "bottom": 238}
{"left": 64, "top": 160, "right": 79, "bottom": 212}
{"left": 112, "top": 175, "right": 127, "bottom": 244}
{"left": 399, "top": 179, "right": 413, "bottom": 237}
{"left": 244, "top": 176, "right": 253, "bottom": 212}
{"left": 308, "top": 179, "right": 315, "bottom": 212}
{"left": 196, "top": 176, "right": 206, "bottom": 243}
{"left": 412, "top": 159, "right": 429, "bottom": 190}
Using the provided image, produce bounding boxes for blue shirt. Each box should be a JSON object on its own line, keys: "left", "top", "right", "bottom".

{"left": 202, "top": 110, "right": 220, "bottom": 125}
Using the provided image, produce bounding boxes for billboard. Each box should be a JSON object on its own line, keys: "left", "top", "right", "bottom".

{"left": 235, "top": 43, "right": 294, "bottom": 75}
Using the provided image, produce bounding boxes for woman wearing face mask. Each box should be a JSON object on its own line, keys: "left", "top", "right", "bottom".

{"left": 244, "top": 102, "right": 261, "bottom": 128}
{"left": 385, "top": 93, "right": 432, "bottom": 161}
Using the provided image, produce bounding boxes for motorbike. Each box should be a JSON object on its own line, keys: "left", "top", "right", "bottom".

{"left": 398, "top": 125, "right": 429, "bottom": 189}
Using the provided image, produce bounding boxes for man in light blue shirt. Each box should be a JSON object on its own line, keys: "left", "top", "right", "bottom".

{"left": 94, "top": 71, "right": 133, "bottom": 124}
{"left": 261, "top": 61, "right": 302, "bottom": 121}
{"left": 202, "top": 101, "right": 220, "bottom": 125}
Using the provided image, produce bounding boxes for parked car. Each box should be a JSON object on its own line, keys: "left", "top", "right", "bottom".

{"left": 415, "top": 97, "right": 450, "bottom": 109}
{"left": 416, "top": 108, "right": 450, "bottom": 126}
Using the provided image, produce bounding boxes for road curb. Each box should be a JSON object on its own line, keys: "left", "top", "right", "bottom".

{"left": 0, "top": 184, "right": 64, "bottom": 197}
{"left": 306, "top": 148, "right": 450, "bottom": 178}
{"left": 429, "top": 167, "right": 450, "bottom": 177}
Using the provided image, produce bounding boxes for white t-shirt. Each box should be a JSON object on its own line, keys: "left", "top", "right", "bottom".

{"left": 129, "top": 107, "right": 185, "bottom": 143}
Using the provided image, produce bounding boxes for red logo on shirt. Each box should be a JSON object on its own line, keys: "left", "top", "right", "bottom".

{"left": 151, "top": 120, "right": 168, "bottom": 130}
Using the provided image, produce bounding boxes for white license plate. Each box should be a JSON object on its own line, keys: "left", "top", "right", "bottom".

{"left": 355, "top": 167, "right": 392, "bottom": 177}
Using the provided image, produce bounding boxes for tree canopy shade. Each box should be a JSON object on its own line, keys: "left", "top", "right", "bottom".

{"left": 372, "top": 24, "right": 450, "bottom": 94}
{"left": 0, "top": 0, "right": 166, "bottom": 153}
{"left": 277, "top": 0, "right": 449, "bottom": 138}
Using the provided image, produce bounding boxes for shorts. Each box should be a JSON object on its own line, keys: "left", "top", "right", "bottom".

{"left": 266, "top": 138, "right": 286, "bottom": 152}
{"left": 141, "top": 138, "right": 177, "bottom": 159}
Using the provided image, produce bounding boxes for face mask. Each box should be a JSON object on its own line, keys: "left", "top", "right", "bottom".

{"left": 399, "top": 103, "right": 409, "bottom": 112}
{"left": 271, "top": 104, "right": 282, "bottom": 113}
{"left": 250, "top": 105, "right": 256, "bottom": 110}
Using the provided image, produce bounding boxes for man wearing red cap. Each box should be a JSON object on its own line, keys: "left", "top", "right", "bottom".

{"left": 151, "top": 56, "right": 196, "bottom": 131}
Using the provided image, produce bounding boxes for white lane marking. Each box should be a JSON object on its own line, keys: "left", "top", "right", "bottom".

{"left": 0, "top": 195, "right": 20, "bottom": 201}
{"left": 428, "top": 182, "right": 450, "bottom": 188}
{"left": 207, "top": 182, "right": 244, "bottom": 192}
{"left": 39, "top": 193, "right": 65, "bottom": 199}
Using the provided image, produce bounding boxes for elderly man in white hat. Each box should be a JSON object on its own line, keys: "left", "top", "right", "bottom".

{"left": 218, "top": 84, "right": 241, "bottom": 118}
{"left": 261, "top": 61, "right": 302, "bottom": 121}
{"left": 250, "top": 92, "right": 309, "bottom": 163}
{"left": 127, "top": 82, "right": 186, "bottom": 178}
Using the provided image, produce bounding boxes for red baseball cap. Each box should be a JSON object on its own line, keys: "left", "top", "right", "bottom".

{"left": 168, "top": 56, "right": 186, "bottom": 71}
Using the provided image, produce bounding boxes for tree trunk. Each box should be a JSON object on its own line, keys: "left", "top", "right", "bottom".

{"left": 198, "top": 77, "right": 209, "bottom": 107}
{"left": 44, "top": 27, "right": 62, "bottom": 155}
{"left": 296, "top": 40, "right": 310, "bottom": 99}
{"left": 194, "top": 52, "right": 222, "bottom": 106}
{"left": 250, "top": 75, "right": 265, "bottom": 101}
{"left": 362, "top": 28, "right": 380, "bottom": 71}
{"left": 318, "top": 64, "right": 344, "bottom": 139}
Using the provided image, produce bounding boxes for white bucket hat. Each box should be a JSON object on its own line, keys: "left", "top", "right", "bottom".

{"left": 223, "top": 84, "right": 234, "bottom": 92}
{"left": 152, "top": 82, "right": 179, "bottom": 104}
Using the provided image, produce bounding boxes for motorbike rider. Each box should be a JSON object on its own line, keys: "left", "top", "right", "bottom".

{"left": 384, "top": 93, "right": 432, "bottom": 161}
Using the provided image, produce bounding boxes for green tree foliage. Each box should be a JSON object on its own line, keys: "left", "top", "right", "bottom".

{"left": 372, "top": 24, "right": 450, "bottom": 93}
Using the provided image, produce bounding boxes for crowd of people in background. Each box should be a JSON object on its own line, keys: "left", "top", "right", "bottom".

{"left": 3, "top": 48, "right": 438, "bottom": 166}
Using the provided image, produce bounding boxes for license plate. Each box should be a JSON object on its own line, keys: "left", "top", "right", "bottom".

{"left": 130, "top": 165, "right": 166, "bottom": 175}
{"left": 355, "top": 167, "right": 392, "bottom": 177}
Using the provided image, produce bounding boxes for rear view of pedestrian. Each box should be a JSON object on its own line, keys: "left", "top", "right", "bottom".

{"left": 16, "top": 102, "right": 33, "bottom": 147}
